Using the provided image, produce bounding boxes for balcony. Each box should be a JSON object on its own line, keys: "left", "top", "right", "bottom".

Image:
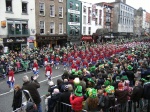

{"left": 8, "top": 28, "right": 30, "bottom": 37}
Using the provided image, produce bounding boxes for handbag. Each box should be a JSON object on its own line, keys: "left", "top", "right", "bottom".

{"left": 26, "top": 101, "right": 38, "bottom": 112}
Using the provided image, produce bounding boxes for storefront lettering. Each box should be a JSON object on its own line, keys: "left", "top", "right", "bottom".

{"left": 16, "top": 39, "right": 25, "bottom": 42}
{"left": 7, "top": 39, "right": 13, "bottom": 43}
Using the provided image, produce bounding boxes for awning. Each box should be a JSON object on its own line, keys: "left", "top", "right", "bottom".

{"left": 82, "top": 36, "right": 92, "bottom": 40}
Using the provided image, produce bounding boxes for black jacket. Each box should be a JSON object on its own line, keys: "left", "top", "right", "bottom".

{"left": 12, "top": 89, "right": 22, "bottom": 110}
{"left": 126, "top": 70, "right": 135, "bottom": 81}
{"left": 22, "top": 80, "right": 41, "bottom": 104}
{"left": 59, "top": 91, "right": 71, "bottom": 104}
{"left": 131, "top": 85, "right": 143, "bottom": 102}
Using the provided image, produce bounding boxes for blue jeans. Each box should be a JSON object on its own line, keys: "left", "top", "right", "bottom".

{"left": 37, "top": 103, "right": 42, "bottom": 112}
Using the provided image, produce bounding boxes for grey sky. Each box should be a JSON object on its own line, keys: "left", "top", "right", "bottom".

{"left": 80, "top": 0, "right": 150, "bottom": 13}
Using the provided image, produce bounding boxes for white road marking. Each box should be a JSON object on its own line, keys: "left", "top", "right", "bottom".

{"left": 0, "top": 74, "right": 62, "bottom": 97}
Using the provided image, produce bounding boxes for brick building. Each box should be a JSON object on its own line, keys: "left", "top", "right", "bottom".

{"left": 35, "top": 0, "right": 67, "bottom": 48}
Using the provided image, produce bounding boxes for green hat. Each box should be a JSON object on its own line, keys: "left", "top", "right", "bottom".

{"left": 104, "top": 80, "right": 111, "bottom": 87}
{"left": 87, "top": 78, "right": 95, "bottom": 84}
{"left": 105, "top": 85, "right": 115, "bottom": 94}
{"left": 74, "top": 86, "right": 83, "bottom": 96}
{"left": 140, "top": 78, "right": 148, "bottom": 82}
{"left": 78, "top": 70, "right": 82, "bottom": 75}
{"left": 127, "top": 65, "right": 133, "bottom": 70}
{"left": 121, "top": 75, "right": 128, "bottom": 80}
{"left": 90, "top": 66, "right": 96, "bottom": 72}
{"left": 71, "top": 69, "right": 76, "bottom": 74}
{"left": 88, "top": 88, "right": 97, "bottom": 98}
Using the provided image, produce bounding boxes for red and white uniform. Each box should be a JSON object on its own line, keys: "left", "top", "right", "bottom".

{"left": 33, "top": 62, "right": 38, "bottom": 71}
{"left": 8, "top": 70, "right": 15, "bottom": 82}
{"left": 71, "top": 63, "right": 78, "bottom": 71}
{"left": 45, "top": 65, "right": 52, "bottom": 76}
{"left": 44, "top": 57, "right": 48, "bottom": 65}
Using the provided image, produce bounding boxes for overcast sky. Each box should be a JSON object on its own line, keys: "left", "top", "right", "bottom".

{"left": 80, "top": 0, "right": 150, "bottom": 13}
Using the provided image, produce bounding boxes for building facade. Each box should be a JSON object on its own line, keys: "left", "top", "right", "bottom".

{"left": 35, "top": 0, "right": 67, "bottom": 48}
{"left": 0, "top": 0, "right": 36, "bottom": 50}
{"left": 66, "top": 0, "right": 82, "bottom": 44}
{"left": 81, "top": 2, "right": 103, "bottom": 41}
{"left": 145, "top": 12, "right": 150, "bottom": 33}
{"left": 111, "top": 0, "right": 134, "bottom": 37}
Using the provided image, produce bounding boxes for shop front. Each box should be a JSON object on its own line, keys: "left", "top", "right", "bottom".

{"left": 3, "top": 37, "right": 27, "bottom": 51}
{"left": 36, "top": 34, "right": 67, "bottom": 48}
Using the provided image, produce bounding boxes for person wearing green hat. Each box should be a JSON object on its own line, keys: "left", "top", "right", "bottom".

{"left": 70, "top": 85, "right": 84, "bottom": 112}
{"left": 84, "top": 88, "right": 99, "bottom": 111}
{"left": 126, "top": 65, "right": 135, "bottom": 86}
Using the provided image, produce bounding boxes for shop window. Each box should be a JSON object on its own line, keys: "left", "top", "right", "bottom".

{"left": 59, "top": 7, "right": 63, "bottom": 18}
{"left": 70, "top": 29, "right": 74, "bottom": 36}
{"left": 22, "top": 2, "right": 27, "bottom": 14}
{"left": 22, "top": 23, "right": 28, "bottom": 34}
{"left": 83, "top": 27, "right": 86, "bottom": 34}
{"left": 70, "top": 13, "right": 74, "bottom": 22}
{"left": 75, "top": 29, "right": 79, "bottom": 36}
{"left": 40, "top": 21, "right": 45, "bottom": 34}
{"left": 50, "top": 22, "right": 55, "bottom": 34}
{"left": 59, "top": 23, "right": 63, "bottom": 34}
{"left": 75, "top": 15, "right": 79, "bottom": 22}
{"left": 70, "top": 1, "right": 73, "bottom": 9}
{"left": 6, "top": 0, "right": 12, "bottom": 12}
{"left": 15, "top": 24, "right": 21, "bottom": 35}
{"left": 39, "top": 3, "right": 45, "bottom": 15}
{"left": 88, "top": 17, "right": 91, "bottom": 24}
{"left": 8, "top": 23, "right": 14, "bottom": 34}
{"left": 50, "top": 5, "right": 55, "bottom": 17}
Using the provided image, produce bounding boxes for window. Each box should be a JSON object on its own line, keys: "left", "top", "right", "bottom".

{"left": 75, "top": 29, "right": 79, "bottom": 36}
{"left": 22, "top": 2, "right": 27, "bottom": 14}
{"left": 6, "top": 0, "right": 12, "bottom": 12}
{"left": 59, "top": 23, "right": 63, "bottom": 34}
{"left": 83, "top": 6, "right": 86, "bottom": 13}
{"left": 70, "top": 1, "right": 73, "bottom": 9}
{"left": 59, "top": 0, "right": 63, "bottom": 2}
{"left": 59, "top": 7, "right": 63, "bottom": 18}
{"left": 88, "top": 27, "right": 91, "bottom": 35}
{"left": 70, "top": 29, "right": 74, "bottom": 35}
{"left": 50, "top": 5, "right": 55, "bottom": 17}
{"left": 75, "top": 4, "right": 79, "bottom": 11}
{"left": 83, "top": 27, "right": 86, "bottom": 34}
{"left": 40, "top": 21, "right": 44, "bottom": 34}
{"left": 39, "top": 3, "right": 45, "bottom": 15}
{"left": 95, "top": 18, "right": 98, "bottom": 25}
{"left": 75, "top": 15, "right": 79, "bottom": 22}
{"left": 50, "top": 22, "right": 55, "bottom": 34}
{"left": 70, "top": 13, "right": 74, "bottom": 22}
{"left": 95, "top": 9, "right": 98, "bottom": 15}
{"left": 88, "top": 17, "right": 91, "bottom": 24}
{"left": 83, "top": 16, "right": 86, "bottom": 24}
{"left": 99, "top": 18, "right": 102, "bottom": 25}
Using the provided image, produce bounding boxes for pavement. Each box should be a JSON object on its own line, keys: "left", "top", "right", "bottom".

{"left": 0, "top": 65, "right": 65, "bottom": 112}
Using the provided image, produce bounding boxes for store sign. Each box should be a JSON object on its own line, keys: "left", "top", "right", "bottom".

{"left": 68, "top": 22, "right": 80, "bottom": 26}
{"left": 82, "top": 36, "right": 92, "bottom": 40}
{"left": 68, "top": 9, "right": 80, "bottom": 14}
{"left": 1, "top": 21, "right": 6, "bottom": 28}
{"left": 3, "top": 37, "right": 27, "bottom": 43}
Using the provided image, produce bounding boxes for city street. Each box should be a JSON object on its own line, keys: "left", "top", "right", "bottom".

{"left": 0, "top": 65, "right": 65, "bottom": 112}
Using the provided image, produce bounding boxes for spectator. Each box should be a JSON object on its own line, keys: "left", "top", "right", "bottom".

{"left": 48, "top": 81, "right": 58, "bottom": 96}
{"left": 70, "top": 85, "right": 84, "bottom": 112}
{"left": 22, "top": 75, "right": 42, "bottom": 112}
{"left": 12, "top": 84, "right": 22, "bottom": 111}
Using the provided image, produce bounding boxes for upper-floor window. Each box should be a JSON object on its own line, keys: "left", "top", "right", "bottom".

{"left": 88, "top": 17, "right": 91, "bottom": 24}
{"left": 70, "top": 1, "right": 73, "bottom": 9}
{"left": 50, "top": 5, "right": 55, "bottom": 17}
{"left": 75, "top": 4, "right": 79, "bottom": 11}
{"left": 22, "top": 2, "right": 27, "bottom": 14}
{"left": 59, "top": 7, "right": 63, "bottom": 18}
{"left": 83, "top": 27, "right": 86, "bottom": 34}
{"left": 59, "top": 0, "right": 63, "bottom": 2}
{"left": 59, "top": 23, "right": 63, "bottom": 34}
{"left": 83, "top": 6, "right": 86, "bottom": 13}
{"left": 75, "top": 15, "right": 80, "bottom": 22}
{"left": 95, "top": 18, "right": 98, "bottom": 25}
{"left": 83, "top": 16, "right": 86, "bottom": 24}
{"left": 50, "top": 22, "right": 55, "bottom": 34}
{"left": 88, "top": 27, "right": 91, "bottom": 35}
{"left": 95, "top": 9, "right": 98, "bottom": 15}
{"left": 39, "top": 3, "right": 45, "bottom": 15}
{"left": 6, "top": 0, "right": 12, "bottom": 12}
{"left": 40, "top": 21, "right": 45, "bottom": 34}
{"left": 70, "top": 13, "right": 74, "bottom": 22}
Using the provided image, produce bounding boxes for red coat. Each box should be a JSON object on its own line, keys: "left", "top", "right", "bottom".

{"left": 71, "top": 64, "right": 78, "bottom": 71}
{"left": 70, "top": 95, "right": 84, "bottom": 111}
{"left": 33, "top": 63, "right": 38, "bottom": 70}
{"left": 44, "top": 58, "right": 48, "bottom": 62}
{"left": 45, "top": 66, "right": 52, "bottom": 75}
{"left": 8, "top": 70, "right": 15, "bottom": 82}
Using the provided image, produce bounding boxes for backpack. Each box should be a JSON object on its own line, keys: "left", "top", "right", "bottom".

{"left": 98, "top": 95, "right": 109, "bottom": 108}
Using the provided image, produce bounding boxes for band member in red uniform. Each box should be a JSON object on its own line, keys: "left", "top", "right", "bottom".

{"left": 63, "top": 55, "right": 68, "bottom": 70}
{"left": 45, "top": 63, "right": 52, "bottom": 80}
{"left": 76, "top": 57, "right": 81, "bottom": 69}
{"left": 71, "top": 61, "right": 78, "bottom": 71}
{"left": 55, "top": 55, "right": 60, "bottom": 69}
{"left": 92, "top": 55, "right": 97, "bottom": 65}
{"left": 33, "top": 60, "right": 39, "bottom": 77}
{"left": 50, "top": 54, "right": 55, "bottom": 67}
{"left": 7, "top": 66, "right": 15, "bottom": 92}
{"left": 44, "top": 55, "right": 48, "bottom": 66}
{"left": 82, "top": 59, "right": 88, "bottom": 68}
